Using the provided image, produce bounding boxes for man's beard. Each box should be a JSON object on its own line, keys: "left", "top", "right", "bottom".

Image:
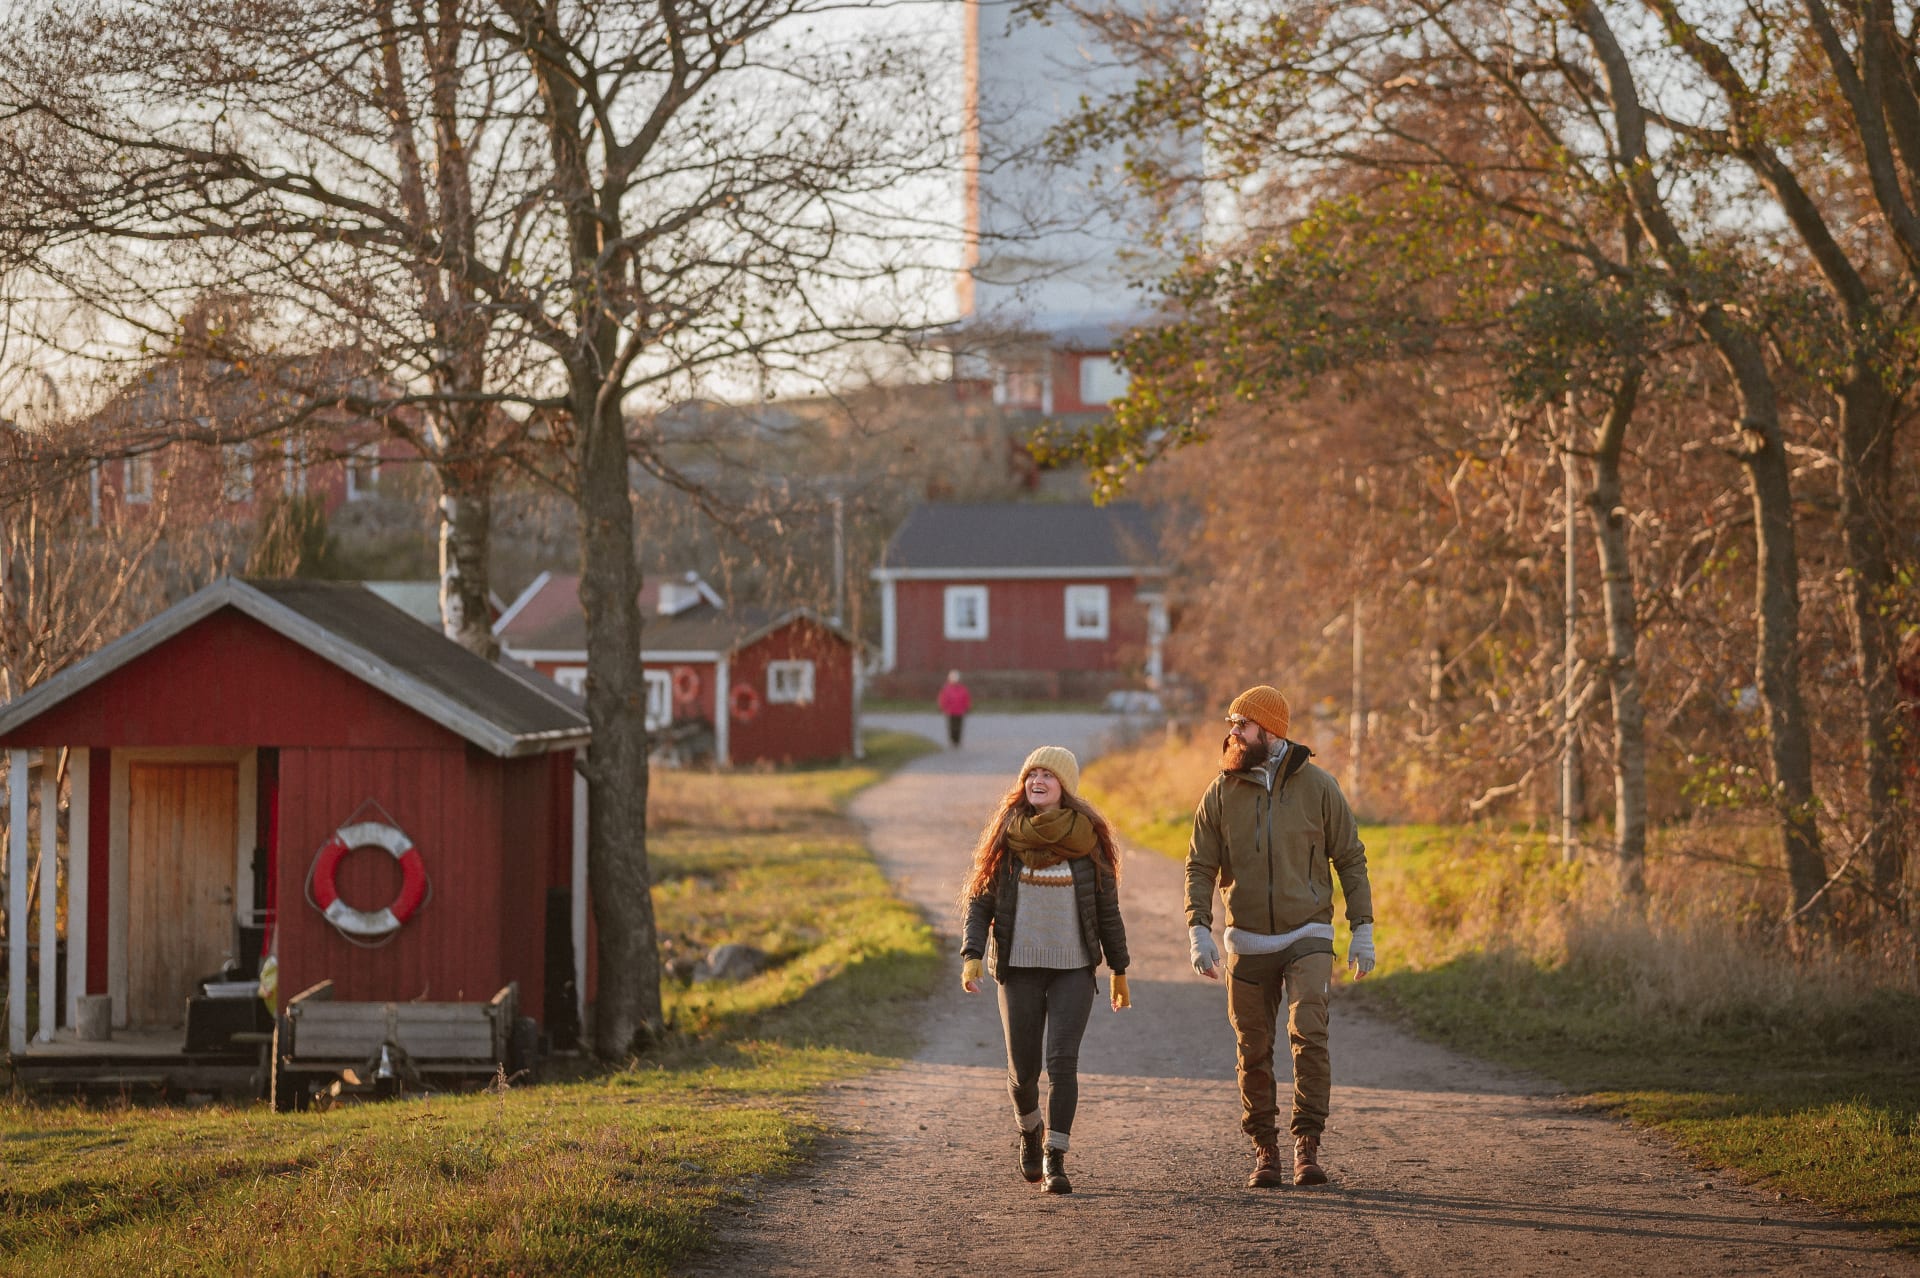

{"left": 1222, "top": 734, "right": 1270, "bottom": 773}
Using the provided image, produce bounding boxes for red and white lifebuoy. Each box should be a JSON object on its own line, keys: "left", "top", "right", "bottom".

{"left": 671, "top": 665, "right": 701, "bottom": 706}
{"left": 729, "top": 682, "right": 760, "bottom": 723}
{"left": 309, "top": 820, "right": 429, "bottom": 940}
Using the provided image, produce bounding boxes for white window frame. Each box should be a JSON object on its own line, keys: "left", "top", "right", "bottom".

{"left": 220, "top": 443, "right": 254, "bottom": 504}
{"left": 123, "top": 455, "right": 154, "bottom": 505}
{"left": 1078, "top": 355, "right": 1130, "bottom": 404}
{"left": 553, "top": 666, "right": 587, "bottom": 695}
{"left": 1064, "top": 584, "right": 1110, "bottom": 640}
{"left": 283, "top": 438, "right": 308, "bottom": 496}
{"left": 944, "top": 585, "right": 989, "bottom": 640}
{"left": 344, "top": 445, "right": 380, "bottom": 501}
{"left": 766, "top": 659, "right": 815, "bottom": 705}
{"left": 643, "top": 669, "right": 673, "bottom": 730}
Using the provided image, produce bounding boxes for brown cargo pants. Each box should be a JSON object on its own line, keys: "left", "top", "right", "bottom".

{"left": 1226, "top": 945, "right": 1333, "bottom": 1143}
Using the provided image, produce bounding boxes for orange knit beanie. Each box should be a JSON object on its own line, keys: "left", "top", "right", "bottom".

{"left": 1228, "top": 685, "right": 1291, "bottom": 740}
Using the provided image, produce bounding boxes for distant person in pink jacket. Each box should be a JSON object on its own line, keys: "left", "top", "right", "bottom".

{"left": 937, "top": 669, "right": 973, "bottom": 748}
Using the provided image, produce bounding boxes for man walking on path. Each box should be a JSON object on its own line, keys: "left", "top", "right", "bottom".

{"left": 937, "top": 669, "right": 973, "bottom": 748}
{"left": 1186, "top": 684, "right": 1375, "bottom": 1189}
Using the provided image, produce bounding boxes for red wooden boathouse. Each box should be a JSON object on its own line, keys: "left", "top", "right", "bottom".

{"left": 0, "top": 578, "right": 592, "bottom": 1076}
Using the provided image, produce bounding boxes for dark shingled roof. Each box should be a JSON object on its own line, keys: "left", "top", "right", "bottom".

{"left": 643, "top": 603, "right": 772, "bottom": 655}
{"left": 249, "top": 580, "right": 589, "bottom": 748}
{"left": 877, "top": 502, "right": 1161, "bottom": 574}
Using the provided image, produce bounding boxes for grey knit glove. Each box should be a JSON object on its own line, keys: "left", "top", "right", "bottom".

{"left": 1189, "top": 925, "right": 1220, "bottom": 978}
{"left": 1348, "top": 923, "right": 1375, "bottom": 978}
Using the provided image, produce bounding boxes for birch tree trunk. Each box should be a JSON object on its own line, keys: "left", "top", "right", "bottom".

{"left": 436, "top": 464, "right": 498, "bottom": 660}
{"left": 1577, "top": 2, "right": 1825, "bottom": 913}
{"left": 1584, "top": 374, "right": 1648, "bottom": 899}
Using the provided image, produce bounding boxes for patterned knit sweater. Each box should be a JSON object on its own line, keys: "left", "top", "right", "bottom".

{"left": 1006, "top": 863, "right": 1092, "bottom": 968}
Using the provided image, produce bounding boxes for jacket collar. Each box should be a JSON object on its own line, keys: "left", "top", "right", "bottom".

{"left": 1224, "top": 739, "right": 1311, "bottom": 791}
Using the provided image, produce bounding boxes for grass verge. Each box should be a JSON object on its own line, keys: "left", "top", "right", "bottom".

{"left": 0, "top": 728, "right": 944, "bottom": 1277}
{"left": 1083, "top": 731, "right": 1920, "bottom": 1248}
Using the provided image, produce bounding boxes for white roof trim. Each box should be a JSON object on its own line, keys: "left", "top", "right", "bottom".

{"left": 731, "top": 608, "right": 860, "bottom": 653}
{"left": 502, "top": 647, "right": 588, "bottom": 663}
{"left": 492, "top": 569, "right": 553, "bottom": 636}
{"left": 870, "top": 565, "right": 1165, "bottom": 582}
{"left": 0, "top": 579, "right": 587, "bottom": 758}
{"left": 507, "top": 645, "right": 728, "bottom": 663}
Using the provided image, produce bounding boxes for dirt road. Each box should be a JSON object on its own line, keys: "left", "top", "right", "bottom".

{"left": 685, "top": 714, "right": 1917, "bottom": 1276}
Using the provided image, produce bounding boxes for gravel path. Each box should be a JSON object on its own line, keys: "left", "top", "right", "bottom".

{"left": 684, "top": 714, "right": 1918, "bottom": 1276}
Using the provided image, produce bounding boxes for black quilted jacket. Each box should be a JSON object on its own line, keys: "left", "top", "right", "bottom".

{"left": 961, "top": 852, "right": 1129, "bottom": 975}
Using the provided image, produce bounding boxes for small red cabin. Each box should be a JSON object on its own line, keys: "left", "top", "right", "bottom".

{"left": 870, "top": 502, "right": 1169, "bottom": 700}
{"left": 497, "top": 571, "right": 861, "bottom": 766}
{"left": 0, "top": 578, "right": 591, "bottom": 1074}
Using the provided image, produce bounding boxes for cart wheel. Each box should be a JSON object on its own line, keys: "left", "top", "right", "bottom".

{"left": 507, "top": 1016, "right": 541, "bottom": 1083}
{"left": 269, "top": 1017, "right": 301, "bottom": 1113}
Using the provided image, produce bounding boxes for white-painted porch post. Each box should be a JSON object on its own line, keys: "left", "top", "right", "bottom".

{"left": 852, "top": 650, "right": 865, "bottom": 761}
{"left": 879, "top": 576, "right": 897, "bottom": 673}
{"left": 1146, "top": 595, "right": 1168, "bottom": 689}
{"left": 7, "top": 750, "right": 28, "bottom": 1053}
{"left": 67, "top": 750, "right": 89, "bottom": 1028}
{"left": 37, "top": 764, "right": 57, "bottom": 1041}
{"left": 713, "top": 660, "right": 731, "bottom": 766}
{"left": 571, "top": 750, "right": 588, "bottom": 1029}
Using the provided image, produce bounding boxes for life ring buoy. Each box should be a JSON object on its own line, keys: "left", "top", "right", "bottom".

{"left": 729, "top": 682, "right": 760, "bottom": 723}
{"left": 310, "top": 820, "right": 429, "bottom": 940}
{"left": 672, "top": 665, "right": 701, "bottom": 706}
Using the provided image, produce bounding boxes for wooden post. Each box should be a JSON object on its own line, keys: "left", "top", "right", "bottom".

{"left": 1562, "top": 422, "right": 1582, "bottom": 864}
{"left": 571, "top": 751, "right": 588, "bottom": 1030}
{"left": 7, "top": 750, "right": 28, "bottom": 1053}
{"left": 68, "top": 750, "right": 89, "bottom": 1028}
{"left": 38, "top": 763, "right": 57, "bottom": 1041}
{"left": 1348, "top": 596, "right": 1364, "bottom": 806}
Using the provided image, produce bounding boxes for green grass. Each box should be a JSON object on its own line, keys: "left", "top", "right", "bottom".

{"left": 0, "top": 728, "right": 943, "bottom": 1277}
{"left": 1082, "top": 736, "right": 1920, "bottom": 1248}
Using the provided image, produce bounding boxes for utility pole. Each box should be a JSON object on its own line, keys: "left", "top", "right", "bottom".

{"left": 1348, "top": 594, "right": 1364, "bottom": 808}
{"left": 1560, "top": 400, "right": 1582, "bottom": 864}
{"left": 830, "top": 491, "right": 846, "bottom": 626}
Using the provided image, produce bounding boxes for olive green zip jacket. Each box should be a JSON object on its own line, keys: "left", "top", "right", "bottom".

{"left": 1185, "top": 742, "right": 1372, "bottom": 935}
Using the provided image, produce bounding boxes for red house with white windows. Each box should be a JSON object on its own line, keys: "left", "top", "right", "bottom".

{"left": 870, "top": 502, "right": 1168, "bottom": 700}
{"left": 84, "top": 358, "right": 415, "bottom": 528}
{"left": 0, "top": 579, "right": 592, "bottom": 1082}
{"left": 495, "top": 571, "right": 860, "bottom": 766}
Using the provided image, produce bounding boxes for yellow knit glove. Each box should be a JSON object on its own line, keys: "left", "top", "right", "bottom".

{"left": 1110, "top": 972, "right": 1131, "bottom": 1010}
{"left": 962, "top": 958, "right": 983, "bottom": 992}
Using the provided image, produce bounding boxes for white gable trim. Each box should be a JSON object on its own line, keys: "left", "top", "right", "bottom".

{"left": 0, "top": 579, "right": 587, "bottom": 758}
{"left": 492, "top": 569, "right": 553, "bottom": 636}
{"left": 870, "top": 565, "right": 1162, "bottom": 582}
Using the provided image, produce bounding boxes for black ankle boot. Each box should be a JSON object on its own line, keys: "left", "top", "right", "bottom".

{"left": 1018, "top": 1125, "right": 1044, "bottom": 1183}
{"left": 1042, "top": 1147, "right": 1072, "bottom": 1194}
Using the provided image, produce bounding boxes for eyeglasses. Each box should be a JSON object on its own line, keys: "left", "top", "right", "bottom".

{"left": 1224, "top": 714, "right": 1250, "bottom": 727}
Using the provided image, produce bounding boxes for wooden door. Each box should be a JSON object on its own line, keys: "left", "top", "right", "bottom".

{"left": 128, "top": 762, "right": 237, "bottom": 1027}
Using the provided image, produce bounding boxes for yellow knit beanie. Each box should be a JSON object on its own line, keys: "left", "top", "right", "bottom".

{"left": 1020, "top": 745, "right": 1080, "bottom": 797}
{"left": 1228, "top": 685, "right": 1291, "bottom": 740}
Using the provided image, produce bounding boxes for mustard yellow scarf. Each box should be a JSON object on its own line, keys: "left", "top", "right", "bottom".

{"left": 1004, "top": 807, "right": 1098, "bottom": 870}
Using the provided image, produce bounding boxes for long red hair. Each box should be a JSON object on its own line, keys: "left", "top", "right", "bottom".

{"left": 957, "top": 780, "right": 1122, "bottom": 916}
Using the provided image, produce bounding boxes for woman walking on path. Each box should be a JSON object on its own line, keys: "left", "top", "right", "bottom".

{"left": 959, "top": 746, "right": 1131, "bottom": 1195}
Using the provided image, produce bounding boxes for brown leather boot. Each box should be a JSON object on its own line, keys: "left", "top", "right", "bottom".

{"left": 1042, "top": 1147, "right": 1072, "bottom": 1194}
{"left": 1293, "top": 1133, "right": 1329, "bottom": 1186}
{"left": 1018, "top": 1125, "right": 1044, "bottom": 1184}
{"left": 1248, "top": 1140, "right": 1286, "bottom": 1188}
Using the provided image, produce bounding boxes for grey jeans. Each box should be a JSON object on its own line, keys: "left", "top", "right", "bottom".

{"left": 995, "top": 964, "right": 1096, "bottom": 1133}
